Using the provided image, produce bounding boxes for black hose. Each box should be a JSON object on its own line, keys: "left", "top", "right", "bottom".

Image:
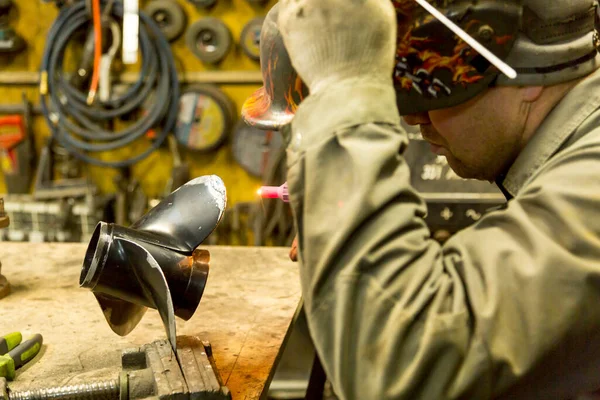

{"left": 40, "top": 0, "right": 180, "bottom": 168}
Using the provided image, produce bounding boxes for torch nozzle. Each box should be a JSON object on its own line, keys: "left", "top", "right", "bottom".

{"left": 258, "top": 182, "right": 289, "bottom": 202}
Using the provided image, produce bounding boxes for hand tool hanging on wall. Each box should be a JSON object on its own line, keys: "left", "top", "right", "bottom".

{"left": 175, "top": 84, "right": 236, "bottom": 153}
{"left": 144, "top": 0, "right": 187, "bottom": 42}
{"left": 80, "top": 175, "right": 226, "bottom": 356}
{"left": 0, "top": 116, "right": 31, "bottom": 194}
{"left": 33, "top": 138, "right": 96, "bottom": 200}
{"left": 99, "top": 19, "right": 121, "bottom": 103}
{"left": 40, "top": 0, "right": 180, "bottom": 168}
{"left": 185, "top": 17, "right": 232, "bottom": 64}
{"left": 0, "top": 0, "right": 25, "bottom": 55}
{"left": 0, "top": 94, "right": 34, "bottom": 194}
{"left": 165, "top": 135, "right": 190, "bottom": 194}
{"left": 240, "top": 17, "right": 263, "bottom": 62}
{"left": 231, "top": 120, "right": 283, "bottom": 178}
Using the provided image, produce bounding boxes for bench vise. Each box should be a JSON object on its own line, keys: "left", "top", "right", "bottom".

{"left": 1, "top": 336, "right": 231, "bottom": 400}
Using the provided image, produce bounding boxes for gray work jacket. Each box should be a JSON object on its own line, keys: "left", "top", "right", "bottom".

{"left": 285, "top": 69, "right": 600, "bottom": 399}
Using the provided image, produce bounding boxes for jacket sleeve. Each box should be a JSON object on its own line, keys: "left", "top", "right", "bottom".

{"left": 285, "top": 81, "right": 600, "bottom": 400}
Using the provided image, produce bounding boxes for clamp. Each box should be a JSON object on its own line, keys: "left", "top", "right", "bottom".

{"left": 1, "top": 337, "right": 231, "bottom": 400}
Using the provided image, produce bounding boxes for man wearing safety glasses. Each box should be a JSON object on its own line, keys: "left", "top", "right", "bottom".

{"left": 243, "top": 0, "right": 600, "bottom": 398}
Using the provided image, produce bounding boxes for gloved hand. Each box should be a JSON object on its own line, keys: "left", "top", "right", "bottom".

{"left": 277, "top": 0, "right": 397, "bottom": 95}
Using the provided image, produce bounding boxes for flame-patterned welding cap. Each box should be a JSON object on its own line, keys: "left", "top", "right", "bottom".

{"left": 242, "top": 1, "right": 520, "bottom": 126}
{"left": 242, "top": 3, "right": 308, "bottom": 131}
{"left": 244, "top": 0, "right": 599, "bottom": 124}
{"left": 393, "top": 0, "right": 522, "bottom": 115}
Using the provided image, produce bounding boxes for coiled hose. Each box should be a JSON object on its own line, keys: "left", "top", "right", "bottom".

{"left": 40, "top": 0, "right": 179, "bottom": 168}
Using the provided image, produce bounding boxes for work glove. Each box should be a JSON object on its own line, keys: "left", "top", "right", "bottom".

{"left": 277, "top": 0, "right": 398, "bottom": 95}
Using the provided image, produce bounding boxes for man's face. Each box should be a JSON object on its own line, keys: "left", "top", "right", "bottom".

{"left": 403, "top": 86, "right": 530, "bottom": 182}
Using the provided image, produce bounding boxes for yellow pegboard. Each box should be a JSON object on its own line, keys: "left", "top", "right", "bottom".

{"left": 0, "top": 0, "right": 278, "bottom": 208}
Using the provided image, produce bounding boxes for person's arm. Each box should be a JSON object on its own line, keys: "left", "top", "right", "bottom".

{"left": 286, "top": 82, "right": 600, "bottom": 399}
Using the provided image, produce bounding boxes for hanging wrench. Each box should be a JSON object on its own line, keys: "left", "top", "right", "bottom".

{"left": 99, "top": 19, "right": 121, "bottom": 103}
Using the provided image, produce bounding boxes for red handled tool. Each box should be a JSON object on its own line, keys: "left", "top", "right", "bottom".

{"left": 0, "top": 114, "right": 32, "bottom": 194}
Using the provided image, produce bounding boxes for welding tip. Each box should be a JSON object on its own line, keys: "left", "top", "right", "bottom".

{"left": 258, "top": 182, "right": 289, "bottom": 203}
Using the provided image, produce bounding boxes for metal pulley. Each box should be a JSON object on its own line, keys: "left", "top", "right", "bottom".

{"left": 144, "top": 0, "right": 187, "bottom": 42}
{"left": 231, "top": 121, "right": 283, "bottom": 178}
{"left": 240, "top": 17, "right": 263, "bottom": 61}
{"left": 187, "top": 0, "right": 217, "bottom": 8}
{"left": 186, "top": 18, "right": 232, "bottom": 64}
{"left": 175, "top": 84, "right": 236, "bottom": 153}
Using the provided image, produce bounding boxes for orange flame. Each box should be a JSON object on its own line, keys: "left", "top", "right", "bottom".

{"left": 243, "top": 87, "right": 272, "bottom": 121}
{"left": 242, "top": 41, "right": 278, "bottom": 120}
{"left": 284, "top": 75, "right": 305, "bottom": 115}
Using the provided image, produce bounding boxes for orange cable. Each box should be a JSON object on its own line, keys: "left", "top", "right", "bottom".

{"left": 87, "top": 0, "right": 102, "bottom": 105}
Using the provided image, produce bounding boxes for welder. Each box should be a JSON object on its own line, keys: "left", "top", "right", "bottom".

{"left": 244, "top": 0, "right": 600, "bottom": 398}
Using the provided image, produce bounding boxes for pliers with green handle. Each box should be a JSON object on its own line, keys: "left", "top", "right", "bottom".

{"left": 0, "top": 332, "right": 21, "bottom": 356}
{"left": 0, "top": 332, "right": 43, "bottom": 380}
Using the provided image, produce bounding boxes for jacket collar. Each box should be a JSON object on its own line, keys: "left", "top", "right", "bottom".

{"left": 501, "top": 68, "right": 600, "bottom": 197}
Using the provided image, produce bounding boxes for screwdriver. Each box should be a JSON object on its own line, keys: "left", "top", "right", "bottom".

{"left": 0, "top": 332, "right": 21, "bottom": 355}
{"left": 0, "top": 333, "right": 43, "bottom": 380}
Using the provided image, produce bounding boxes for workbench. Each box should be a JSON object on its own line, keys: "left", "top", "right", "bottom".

{"left": 0, "top": 243, "right": 301, "bottom": 400}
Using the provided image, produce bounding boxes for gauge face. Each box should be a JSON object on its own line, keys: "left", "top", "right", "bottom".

{"left": 175, "top": 91, "right": 228, "bottom": 152}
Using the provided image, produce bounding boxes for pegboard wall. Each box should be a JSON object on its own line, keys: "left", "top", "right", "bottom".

{"left": 0, "top": 0, "right": 277, "bottom": 206}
